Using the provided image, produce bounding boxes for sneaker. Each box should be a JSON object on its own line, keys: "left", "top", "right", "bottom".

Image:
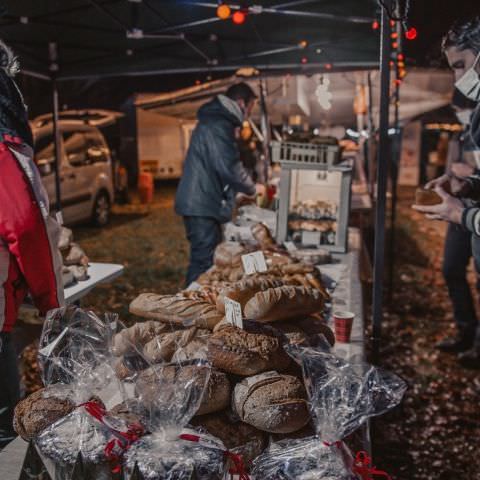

{"left": 458, "top": 347, "right": 480, "bottom": 369}
{"left": 435, "top": 332, "right": 475, "bottom": 353}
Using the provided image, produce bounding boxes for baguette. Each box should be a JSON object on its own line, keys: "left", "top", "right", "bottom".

{"left": 129, "top": 293, "right": 223, "bottom": 330}
{"left": 244, "top": 286, "right": 325, "bottom": 323}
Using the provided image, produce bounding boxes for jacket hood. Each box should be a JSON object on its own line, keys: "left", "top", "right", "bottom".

{"left": 197, "top": 96, "right": 243, "bottom": 127}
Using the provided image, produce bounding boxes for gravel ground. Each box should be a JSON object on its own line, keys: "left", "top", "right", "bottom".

{"left": 372, "top": 187, "right": 480, "bottom": 479}
{"left": 19, "top": 184, "right": 480, "bottom": 478}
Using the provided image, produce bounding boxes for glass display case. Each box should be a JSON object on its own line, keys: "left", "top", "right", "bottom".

{"left": 272, "top": 141, "right": 352, "bottom": 253}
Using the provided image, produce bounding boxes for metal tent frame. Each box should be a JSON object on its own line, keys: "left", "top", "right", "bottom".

{"left": 2, "top": 0, "right": 393, "bottom": 361}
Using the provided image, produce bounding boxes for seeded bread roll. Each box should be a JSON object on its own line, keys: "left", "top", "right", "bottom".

{"left": 233, "top": 372, "right": 310, "bottom": 433}
{"left": 191, "top": 411, "right": 268, "bottom": 468}
{"left": 143, "top": 327, "right": 210, "bottom": 363}
{"left": 136, "top": 365, "right": 230, "bottom": 416}
{"left": 113, "top": 320, "right": 174, "bottom": 356}
{"left": 216, "top": 276, "right": 283, "bottom": 314}
{"left": 244, "top": 286, "right": 325, "bottom": 323}
{"left": 207, "top": 323, "right": 291, "bottom": 376}
{"left": 129, "top": 293, "right": 223, "bottom": 330}
{"left": 14, "top": 386, "right": 76, "bottom": 441}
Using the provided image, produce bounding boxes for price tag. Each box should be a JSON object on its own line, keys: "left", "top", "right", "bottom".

{"left": 301, "top": 230, "right": 321, "bottom": 246}
{"left": 284, "top": 241, "right": 297, "bottom": 252}
{"left": 224, "top": 297, "right": 243, "bottom": 329}
{"left": 241, "top": 251, "right": 268, "bottom": 275}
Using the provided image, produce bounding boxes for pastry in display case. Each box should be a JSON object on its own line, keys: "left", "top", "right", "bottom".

{"left": 273, "top": 140, "right": 352, "bottom": 252}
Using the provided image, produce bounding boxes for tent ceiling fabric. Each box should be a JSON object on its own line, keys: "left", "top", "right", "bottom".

{"left": 1, "top": 0, "right": 379, "bottom": 80}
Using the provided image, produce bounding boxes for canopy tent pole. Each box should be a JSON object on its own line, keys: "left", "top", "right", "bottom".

{"left": 259, "top": 77, "right": 271, "bottom": 185}
{"left": 49, "top": 42, "right": 62, "bottom": 221}
{"left": 371, "top": 0, "right": 392, "bottom": 363}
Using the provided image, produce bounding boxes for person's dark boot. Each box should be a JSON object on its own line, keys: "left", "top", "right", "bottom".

{"left": 458, "top": 347, "right": 480, "bottom": 369}
{"left": 435, "top": 329, "right": 475, "bottom": 353}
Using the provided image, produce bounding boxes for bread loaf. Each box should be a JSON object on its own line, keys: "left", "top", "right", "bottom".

{"left": 129, "top": 293, "right": 223, "bottom": 329}
{"left": 214, "top": 242, "right": 247, "bottom": 268}
{"left": 143, "top": 327, "right": 210, "bottom": 363}
{"left": 136, "top": 365, "right": 230, "bottom": 416}
{"left": 233, "top": 371, "right": 310, "bottom": 433}
{"left": 113, "top": 321, "right": 173, "bottom": 356}
{"left": 14, "top": 386, "right": 76, "bottom": 440}
{"left": 191, "top": 411, "right": 268, "bottom": 468}
{"left": 297, "top": 316, "right": 335, "bottom": 346}
{"left": 114, "top": 354, "right": 150, "bottom": 380}
{"left": 216, "top": 276, "right": 283, "bottom": 314}
{"left": 415, "top": 188, "right": 442, "bottom": 206}
{"left": 244, "top": 286, "right": 325, "bottom": 323}
{"left": 251, "top": 223, "right": 275, "bottom": 250}
{"left": 207, "top": 323, "right": 290, "bottom": 376}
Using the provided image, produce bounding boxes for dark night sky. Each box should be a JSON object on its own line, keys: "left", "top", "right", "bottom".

{"left": 18, "top": 0, "right": 480, "bottom": 117}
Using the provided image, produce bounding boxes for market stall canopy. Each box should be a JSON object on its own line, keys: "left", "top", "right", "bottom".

{"left": 136, "top": 68, "right": 453, "bottom": 127}
{"left": 1, "top": 0, "right": 379, "bottom": 81}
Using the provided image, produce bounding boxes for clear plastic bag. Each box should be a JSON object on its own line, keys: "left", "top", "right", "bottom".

{"left": 123, "top": 359, "right": 227, "bottom": 480}
{"left": 34, "top": 307, "right": 141, "bottom": 477}
{"left": 251, "top": 337, "right": 407, "bottom": 479}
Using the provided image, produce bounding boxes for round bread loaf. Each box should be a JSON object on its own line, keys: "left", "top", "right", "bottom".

{"left": 13, "top": 386, "right": 76, "bottom": 441}
{"left": 191, "top": 411, "right": 268, "bottom": 468}
{"left": 207, "top": 323, "right": 291, "bottom": 376}
{"left": 135, "top": 364, "right": 230, "bottom": 416}
{"left": 415, "top": 188, "right": 442, "bottom": 206}
{"left": 233, "top": 371, "right": 310, "bottom": 433}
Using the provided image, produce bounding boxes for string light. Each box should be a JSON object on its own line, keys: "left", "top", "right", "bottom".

{"left": 216, "top": 2, "right": 231, "bottom": 20}
{"left": 232, "top": 10, "right": 246, "bottom": 24}
{"left": 301, "top": 56, "right": 308, "bottom": 64}
{"left": 405, "top": 27, "right": 417, "bottom": 40}
{"left": 299, "top": 40, "right": 308, "bottom": 49}
{"left": 372, "top": 20, "right": 380, "bottom": 30}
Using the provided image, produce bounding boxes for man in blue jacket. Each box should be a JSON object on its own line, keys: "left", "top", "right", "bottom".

{"left": 175, "top": 82, "right": 258, "bottom": 285}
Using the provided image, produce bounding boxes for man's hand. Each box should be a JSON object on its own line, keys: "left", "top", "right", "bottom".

{"left": 424, "top": 174, "right": 450, "bottom": 190}
{"left": 412, "top": 186, "right": 465, "bottom": 224}
{"left": 451, "top": 162, "right": 474, "bottom": 178}
{"left": 255, "top": 183, "right": 266, "bottom": 196}
{"left": 236, "top": 192, "right": 256, "bottom": 206}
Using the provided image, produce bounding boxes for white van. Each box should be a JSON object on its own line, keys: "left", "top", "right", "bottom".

{"left": 33, "top": 121, "right": 114, "bottom": 226}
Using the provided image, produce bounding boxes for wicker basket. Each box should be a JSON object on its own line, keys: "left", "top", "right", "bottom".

{"left": 271, "top": 141, "right": 340, "bottom": 168}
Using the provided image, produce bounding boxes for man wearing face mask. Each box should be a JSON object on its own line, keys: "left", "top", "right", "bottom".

{"left": 175, "top": 82, "right": 261, "bottom": 285}
{"left": 414, "top": 17, "right": 480, "bottom": 367}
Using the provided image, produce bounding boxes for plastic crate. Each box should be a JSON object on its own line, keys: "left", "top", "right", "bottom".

{"left": 271, "top": 141, "right": 340, "bottom": 167}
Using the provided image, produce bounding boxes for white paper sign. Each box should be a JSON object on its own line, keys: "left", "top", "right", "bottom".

{"left": 241, "top": 251, "right": 268, "bottom": 275}
{"left": 186, "top": 281, "right": 201, "bottom": 291}
{"left": 284, "top": 241, "right": 297, "bottom": 252}
{"left": 301, "top": 230, "right": 321, "bottom": 246}
{"left": 224, "top": 297, "right": 243, "bottom": 329}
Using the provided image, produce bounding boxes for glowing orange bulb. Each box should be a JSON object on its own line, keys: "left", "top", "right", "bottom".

{"left": 392, "top": 42, "right": 398, "bottom": 49}
{"left": 372, "top": 20, "right": 380, "bottom": 30}
{"left": 397, "top": 53, "right": 404, "bottom": 61}
{"left": 216, "top": 3, "right": 231, "bottom": 20}
{"left": 325, "top": 63, "right": 332, "bottom": 70}
{"left": 299, "top": 40, "right": 308, "bottom": 49}
{"left": 391, "top": 32, "right": 398, "bottom": 39}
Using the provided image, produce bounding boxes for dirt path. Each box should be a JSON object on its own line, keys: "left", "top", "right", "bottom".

{"left": 373, "top": 187, "right": 480, "bottom": 480}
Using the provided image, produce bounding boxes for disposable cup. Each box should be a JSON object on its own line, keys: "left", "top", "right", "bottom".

{"left": 333, "top": 311, "right": 355, "bottom": 343}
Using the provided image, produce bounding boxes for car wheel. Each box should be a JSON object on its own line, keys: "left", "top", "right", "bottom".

{"left": 92, "top": 192, "right": 110, "bottom": 227}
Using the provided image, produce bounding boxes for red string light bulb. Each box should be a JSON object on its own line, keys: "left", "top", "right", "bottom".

{"left": 405, "top": 27, "right": 417, "bottom": 40}
{"left": 232, "top": 9, "right": 246, "bottom": 25}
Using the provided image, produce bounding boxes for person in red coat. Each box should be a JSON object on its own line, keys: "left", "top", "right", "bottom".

{"left": 0, "top": 40, "right": 64, "bottom": 448}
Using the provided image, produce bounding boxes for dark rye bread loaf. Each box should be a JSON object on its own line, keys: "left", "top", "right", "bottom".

{"left": 191, "top": 411, "right": 268, "bottom": 468}
{"left": 207, "top": 323, "right": 291, "bottom": 376}
{"left": 14, "top": 387, "right": 76, "bottom": 441}
{"left": 233, "top": 371, "right": 310, "bottom": 434}
{"left": 135, "top": 364, "right": 230, "bottom": 416}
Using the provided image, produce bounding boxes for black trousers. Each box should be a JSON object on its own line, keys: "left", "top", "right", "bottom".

{"left": 0, "top": 332, "right": 20, "bottom": 449}
{"left": 183, "top": 216, "right": 222, "bottom": 286}
{"left": 443, "top": 224, "right": 478, "bottom": 333}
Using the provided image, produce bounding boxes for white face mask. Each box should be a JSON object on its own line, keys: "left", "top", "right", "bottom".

{"left": 455, "top": 52, "right": 480, "bottom": 101}
{"left": 455, "top": 108, "right": 473, "bottom": 126}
